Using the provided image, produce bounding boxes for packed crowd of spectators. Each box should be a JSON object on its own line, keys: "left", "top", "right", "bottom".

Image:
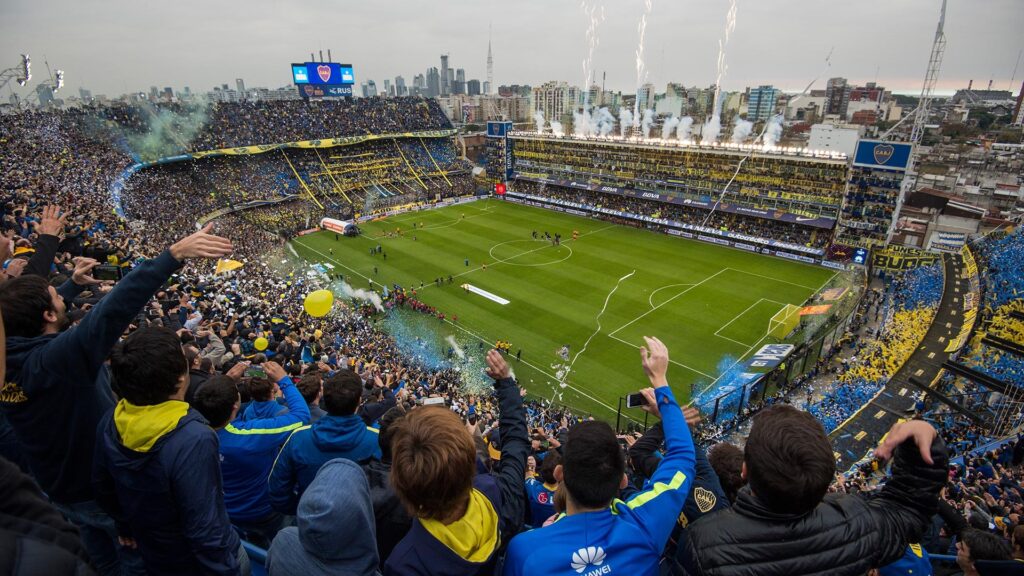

{"left": 2, "top": 101, "right": 1023, "bottom": 576}
{"left": 806, "top": 264, "right": 943, "bottom": 432}
{"left": 509, "top": 180, "right": 830, "bottom": 250}
{"left": 93, "top": 97, "right": 453, "bottom": 157}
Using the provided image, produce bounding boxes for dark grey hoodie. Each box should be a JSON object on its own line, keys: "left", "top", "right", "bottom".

{"left": 267, "top": 458, "right": 381, "bottom": 576}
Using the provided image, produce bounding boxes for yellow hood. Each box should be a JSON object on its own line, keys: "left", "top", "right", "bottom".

{"left": 114, "top": 400, "right": 190, "bottom": 453}
{"left": 421, "top": 488, "right": 499, "bottom": 562}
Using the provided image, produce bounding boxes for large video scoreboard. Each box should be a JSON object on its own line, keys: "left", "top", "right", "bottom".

{"left": 291, "top": 62, "right": 355, "bottom": 98}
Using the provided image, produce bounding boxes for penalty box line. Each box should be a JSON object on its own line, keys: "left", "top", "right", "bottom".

{"left": 607, "top": 268, "right": 729, "bottom": 339}
{"left": 713, "top": 297, "right": 786, "bottom": 348}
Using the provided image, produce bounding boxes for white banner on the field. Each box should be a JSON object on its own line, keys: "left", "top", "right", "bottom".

{"left": 461, "top": 284, "right": 510, "bottom": 305}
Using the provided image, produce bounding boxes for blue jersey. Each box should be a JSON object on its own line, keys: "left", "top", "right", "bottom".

{"left": 503, "top": 386, "right": 696, "bottom": 576}
{"left": 524, "top": 478, "right": 557, "bottom": 527}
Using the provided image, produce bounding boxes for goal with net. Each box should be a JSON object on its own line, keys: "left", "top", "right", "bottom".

{"left": 768, "top": 304, "right": 801, "bottom": 340}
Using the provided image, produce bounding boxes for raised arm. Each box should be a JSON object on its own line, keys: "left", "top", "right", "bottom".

{"left": 51, "top": 225, "right": 232, "bottom": 373}
{"left": 865, "top": 419, "right": 950, "bottom": 567}
{"left": 623, "top": 337, "right": 697, "bottom": 549}
{"left": 485, "top": 349, "right": 529, "bottom": 537}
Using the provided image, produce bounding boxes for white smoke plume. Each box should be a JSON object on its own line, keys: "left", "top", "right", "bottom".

{"left": 339, "top": 280, "right": 384, "bottom": 312}
{"left": 641, "top": 109, "right": 655, "bottom": 138}
{"left": 762, "top": 114, "right": 784, "bottom": 148}
{"left": 573, "top": 110, "right": 588, "bottom": 136}
{"left": 550, "top": 120, "right": 565, "bottom": 136}
{"left": 534, "top": 110, "right": 545, "bottom": 133}
{"left": 661, "top": 116, "right": 680, "bottom": 139}
{"left": 445, "top": 335, "right": 465, "bottom": 359}
{"left": 619, "top": 108, "right": 633, "bottom": 137}
{"left": 731, "top": 118, "right": 754, "bottom": 143}
{"left": 596, "top": 107, "right": 616, "bottom": 136}
{"left": 677, "top": 116, "right": 694, "bottom": 141}
{"left": 702, "top": 115, "right": 722, "bottom": 143}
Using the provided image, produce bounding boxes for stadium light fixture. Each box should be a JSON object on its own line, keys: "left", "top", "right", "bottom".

{"left": 17, "top": 54, "right": 31, "bottom": 86}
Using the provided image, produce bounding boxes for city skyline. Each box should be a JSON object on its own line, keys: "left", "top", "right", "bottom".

{"left": 1, "top": 0, "right": 1022, "bottom": 99}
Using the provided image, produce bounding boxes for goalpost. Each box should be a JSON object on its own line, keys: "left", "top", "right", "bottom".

{"left": 768, "top": 304, "right": 801, "bottom": 340}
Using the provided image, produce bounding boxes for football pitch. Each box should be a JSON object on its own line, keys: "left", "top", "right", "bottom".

{"left": 291, "top": 198, "right": 836, "bottom": 421}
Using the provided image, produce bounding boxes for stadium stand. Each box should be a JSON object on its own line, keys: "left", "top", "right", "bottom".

{"left": 1, "top": 99, "right": 1022, "bottom": 576}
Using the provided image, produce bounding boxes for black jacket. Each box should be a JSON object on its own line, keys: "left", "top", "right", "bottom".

{"left": 686, "top": 437, "right": 949, "bottom": 576}
{"left": 362, "top": 458, "right": 411, "bottom": 569}
{"left": 0, "top": 456, "right": 94, "bottom": 576}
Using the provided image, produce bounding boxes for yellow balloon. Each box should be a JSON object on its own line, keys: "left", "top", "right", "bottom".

{"left": 254, "top": 337, "right": 268, "bottom": 351}
{"left": 314, "top": 329, "right": 323, "bottom": 339}
{"left": 304, "top": 289, "right": 334, "bottom": 318}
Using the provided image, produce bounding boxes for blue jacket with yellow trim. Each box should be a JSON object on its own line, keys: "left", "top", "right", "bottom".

{"left": 268, "top": 412, "right": 382, "bottom": 515}
{"left": 218, "top": 376, "right": 310, "bottom": 523}
{"left": 502, "top": 386, "right": 696, "bottom": 576}
{"left": 93, "top": 401, "right": 241, "bottom": 576}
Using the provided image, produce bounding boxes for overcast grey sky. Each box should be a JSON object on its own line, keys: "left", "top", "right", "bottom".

{"left": 2, "top": 0, "right": 1021, "bottom": 98}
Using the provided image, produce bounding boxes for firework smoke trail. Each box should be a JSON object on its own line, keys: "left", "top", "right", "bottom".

{"left": 578, "top": 1, "right": 606, "bottom": 136}
{"left": 338, "top": 279, "right": 384, "bottom": 312}
{"left": 558, "top": 270, "right": 635, "bottom": 387}
{"left": 703, "top": 0, "right": 737, "bottom": 143}
{"left": 762, "top": 114, "right": 784, "bottom": 147}
{"left": 731, "top": 118, "right": 753, "bottom": 143}
{"left": 533, "top": 110, "right": 545, "bottom": 133}
{"left": 700, "top": 48, "right": 834, "bottom": 227}
{"left": 661, "top": 116, "right": 680, "bottom": 139}
{"left": 633, "top": 0, "right": 653, "bottom": 130}
{"left": 619, "top": 108, "right": 633, "bottom": 137}
{"left": 677, "top": 116, "right": 694, "bottom": 141}
{"left": 445, "top": 335, "right": 465, "bottom": 359}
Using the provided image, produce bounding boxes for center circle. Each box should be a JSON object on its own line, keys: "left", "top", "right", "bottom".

{"left": 488, "top": 239, "right": 573, "bottom": 267}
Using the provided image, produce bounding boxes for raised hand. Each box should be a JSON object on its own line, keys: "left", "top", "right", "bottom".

{"left": 71, "top": 257, "right": 100, "bottom": 286}
{"left": 225, "top": 361, "right": 249, "bottom": 381}
{"left": 263, "top": 361, "right": 287, "bottom": 383}
{"left": 169, "top": 223, "right": 233, "bottom": 261}
{"left": 874, "top": 420, "right": 937, "bottom": 465}
{"left": 33, "top": 205, "right": 68, "bottom": 237}
{"left": 485, "top": 349, "right": 511, "bottom": 381}
{"left": 639, "top": 336, "right": 669, "bottom": 388}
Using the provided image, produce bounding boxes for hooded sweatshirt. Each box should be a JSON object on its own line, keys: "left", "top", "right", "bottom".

{"left": 268, "top": 413, "right": 382, "bottom": 515}
{"left": 266, "top": 458, "right": 381, "bottom": 576}
{"left": 93, "top": 400, "right": 241, "bottom": 576}
{"left": 2, "top": 250, "right": 183, "bottom": 505}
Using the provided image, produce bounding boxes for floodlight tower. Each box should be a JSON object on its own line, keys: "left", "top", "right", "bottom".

{"left": 0, "top": 54, "right": 31, "bottom": 92}
{"left": 909, "top": 0, "right": 947, "bottom": 146}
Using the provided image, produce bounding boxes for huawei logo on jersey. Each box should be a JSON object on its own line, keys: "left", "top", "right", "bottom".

{"left": 571, "top": 546, "right": 609, "bottom": 574}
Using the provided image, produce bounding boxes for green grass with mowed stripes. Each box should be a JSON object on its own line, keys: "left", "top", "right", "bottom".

{"left": 291, "top": 198, "right": 834, "bottom": 421}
